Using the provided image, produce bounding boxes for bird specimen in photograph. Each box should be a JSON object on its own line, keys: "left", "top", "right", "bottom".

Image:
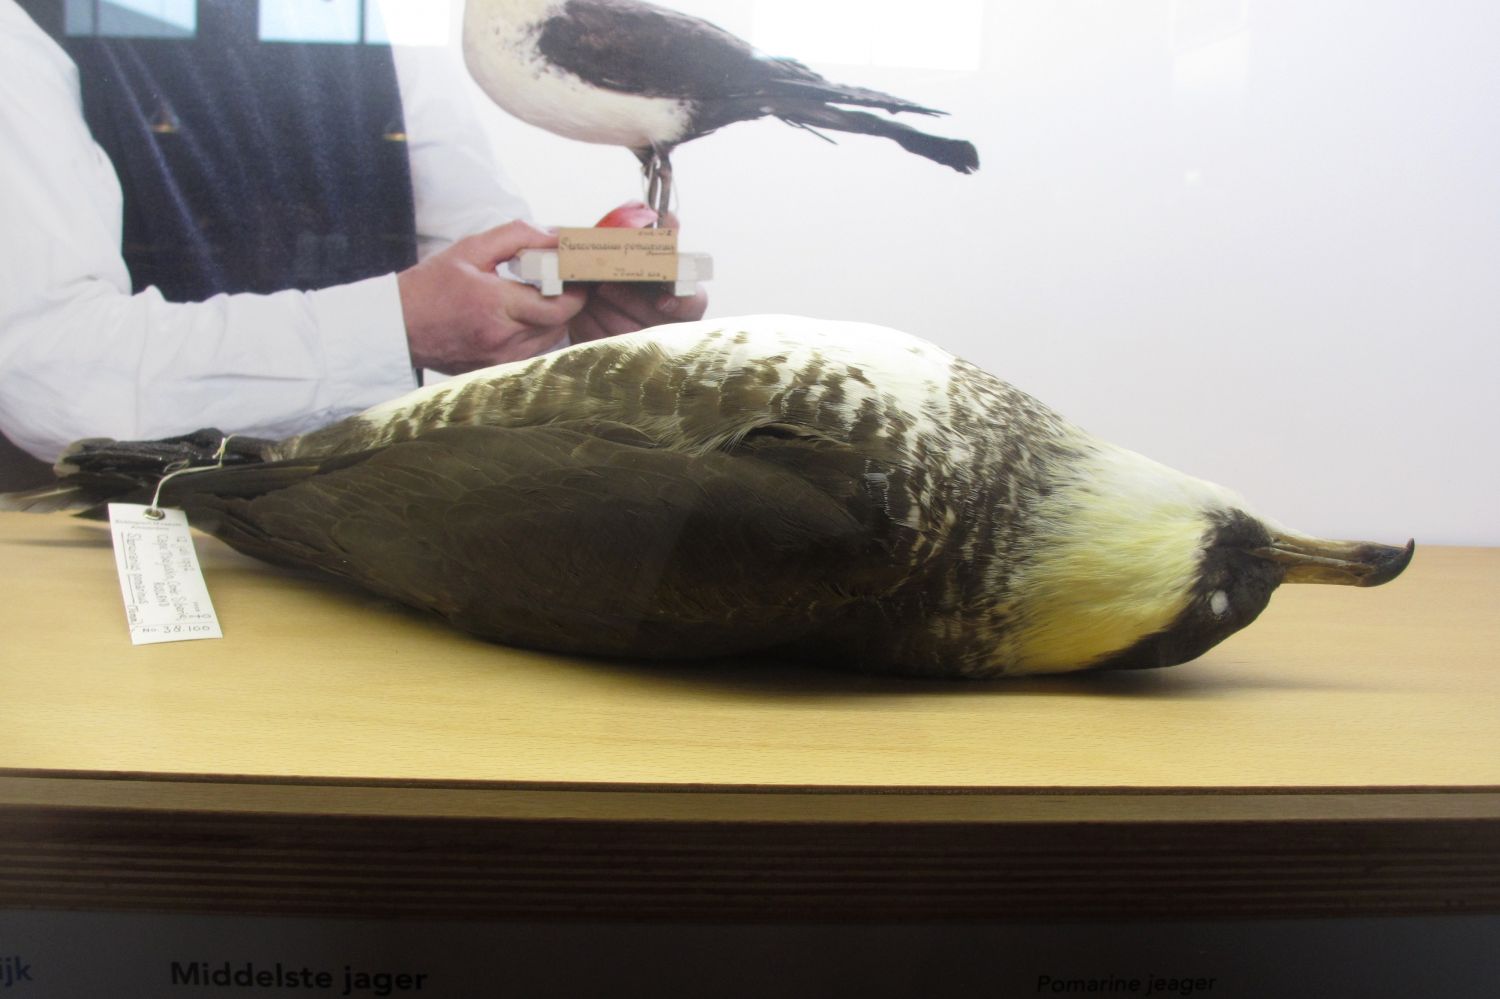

{"left": 5, "top": 316, "right": 1412, "bottom": 679}
{"left": 462, "top": 0, "right": 980, "bottom": 219}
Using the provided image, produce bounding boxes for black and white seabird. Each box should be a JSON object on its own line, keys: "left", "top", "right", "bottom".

{"left": 10, "top": 317, "right": 1413, "bottom": 679}
{"left": 462, "top": 0, "right": 980, "bottom": 217}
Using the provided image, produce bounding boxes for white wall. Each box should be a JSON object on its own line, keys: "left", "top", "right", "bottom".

{"left": 450, "top": 0, "right": 1500, "bottom": 546}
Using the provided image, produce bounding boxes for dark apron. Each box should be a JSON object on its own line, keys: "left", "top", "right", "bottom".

{"left": 3, "top": 0, "right": 419, "bottom": 485}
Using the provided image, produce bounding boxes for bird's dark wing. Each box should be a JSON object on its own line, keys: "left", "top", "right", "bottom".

{"left": 174, "top": 422, "right": 914, "bottom": 662}
{"left": 537, "top": 0, "right": 801, "bottom": 99}
{"left": 537, "top": 0, "right": 938, "bottom": 112}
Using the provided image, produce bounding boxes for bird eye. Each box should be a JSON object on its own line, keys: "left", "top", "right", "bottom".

{"left": 1209, "top": 590, "right": 1230, "bottom": 617}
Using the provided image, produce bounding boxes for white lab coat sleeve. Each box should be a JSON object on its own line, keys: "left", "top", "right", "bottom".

{"left": 0, "top": 7, "right": 531, "bottom": 462}
{"left": 395, "top": 43, "right": 533, "bottom": 260}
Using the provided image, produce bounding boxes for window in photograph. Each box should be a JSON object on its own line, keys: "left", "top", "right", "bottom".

{"left": 64, "top": 0, "right": 196, "bottom": 38}
{"left": 364, "top": 0, "right": 452, "bottom": 46}
{"left": 258, "top": 0, "right": 362, "bottom": 44}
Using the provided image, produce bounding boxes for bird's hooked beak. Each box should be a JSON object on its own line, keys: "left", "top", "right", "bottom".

{"left": 1251, "top": 533, "right": 1415, "bottom": 587}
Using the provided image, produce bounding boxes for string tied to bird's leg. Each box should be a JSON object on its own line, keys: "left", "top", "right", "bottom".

{"left": 143, "top": 434, "right": 237, "bottom": 520}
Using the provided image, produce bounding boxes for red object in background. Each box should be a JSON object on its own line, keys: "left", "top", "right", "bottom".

{"left": 593, "top": 201, "right": 660, "bottom": 228}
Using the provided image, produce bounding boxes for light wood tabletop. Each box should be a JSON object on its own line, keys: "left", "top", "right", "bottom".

{"left": 1, "top": 510, "right": 1495, "bottom": 788}
{"left": 2, "top": 509, "right": 1497, "bottom": 920}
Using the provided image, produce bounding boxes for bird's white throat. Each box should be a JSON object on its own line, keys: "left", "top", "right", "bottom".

{"left": 1003, "top": 443, "right": 1248, "bottom": 674}
{"left": 462, "top": 0, "right": 694, "bottom": 149}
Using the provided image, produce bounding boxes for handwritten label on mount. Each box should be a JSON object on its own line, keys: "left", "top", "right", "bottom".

{"left": 557, "top": 227, "right": 679, "bottom": 282}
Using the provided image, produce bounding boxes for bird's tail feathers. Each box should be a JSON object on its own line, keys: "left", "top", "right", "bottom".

{"left": 766, "top": 67, "right": 946, "bottom": 117}
{"left": 0, "top": 481, "right": 102, "bottom": 515}
{"left": 0, "top": 429, "right": 280, "bottom": 518}
{"left": 777, "top": 105, "right": 979, "bottom": 173}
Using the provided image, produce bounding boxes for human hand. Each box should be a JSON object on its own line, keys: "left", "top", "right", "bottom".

{"left": 397, "top": 221, "right": 587, "bottom": 373}
{"left": 568, "top": 209, "right": 709, "bottom": 343}
{"left": 569, "top": 282, "right": 710, "bottom": 343}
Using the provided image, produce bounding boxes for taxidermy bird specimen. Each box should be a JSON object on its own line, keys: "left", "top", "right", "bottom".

{"left": 462, "top": 0, "right": 980, "bottom": 219}
{"left": 5, "top": 317, "right": 1411, "bottom": 679}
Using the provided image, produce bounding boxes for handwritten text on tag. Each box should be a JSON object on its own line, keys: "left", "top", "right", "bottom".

{"left": 108, "top": 503, "right": 223, "bottom": 645}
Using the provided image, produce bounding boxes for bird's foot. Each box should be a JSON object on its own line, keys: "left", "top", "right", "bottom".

{"left": 643, "top": 152, "right": 674, "bottom": 225}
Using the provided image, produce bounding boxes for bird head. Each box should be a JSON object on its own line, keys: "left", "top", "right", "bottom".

{"left": 1001, "top": 443, "right": 1413, "bottom": 676}
{"left": 1085, "top": 511, "right": 1414, "bottom": 673}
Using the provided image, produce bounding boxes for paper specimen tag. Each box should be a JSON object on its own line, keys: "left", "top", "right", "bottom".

{"left": 107, "top": 503, "right": 223, "bottom": 645}
{"left": 557, "top": 227, "right": 679, "bottom": 281}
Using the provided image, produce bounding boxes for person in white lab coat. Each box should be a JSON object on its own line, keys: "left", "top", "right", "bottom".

{"left": 0, "top": 0, "right": 704, "bottom": 487}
